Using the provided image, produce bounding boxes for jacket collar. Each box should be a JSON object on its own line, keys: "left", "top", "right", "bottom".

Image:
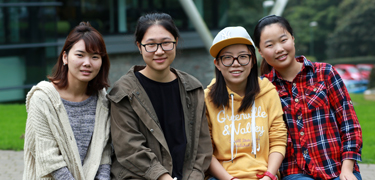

{"left": 107, "top": 65, "right": 202, "bottom": 103}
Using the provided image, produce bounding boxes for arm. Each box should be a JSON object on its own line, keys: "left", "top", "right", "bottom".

{"left": 259, "top": 152, "right": 284, "bottom": 180}
{"left": 190, "top": 102, "right": 213, "bottom": 178}
{"left": 25, "top": 92, "right": 69, "bottom": 178}
{"left": 110, "top": 98, "right": 169, "bottom": 179}
{"left": 327, "top": 67, "right": 362, "bottom": 162}
{"left": 208, "top": 156, "right": 238, "bottom": 180}
{"left": 339, "top": 159, "right": 358, "bottom": 180}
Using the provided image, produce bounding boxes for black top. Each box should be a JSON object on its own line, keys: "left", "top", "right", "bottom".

{"left": 135, "top": 71, "right": 187, "bottom": 179}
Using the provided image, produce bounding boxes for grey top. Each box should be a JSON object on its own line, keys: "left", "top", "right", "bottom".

{"left": 52, "top": 95, "right": 110, "bottom": 180}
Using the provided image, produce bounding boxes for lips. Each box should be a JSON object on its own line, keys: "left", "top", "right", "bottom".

{"left": 276, "top": 54, "right": 287, "bottom": 61}
{"left": 154, "top": 57, "right": 167, "bottom": 63}
{"left": 80, "top": 70, "right": 92, "bottom": 75}
{"left": 230, "top": 70, "right": 243, "bottom": 76}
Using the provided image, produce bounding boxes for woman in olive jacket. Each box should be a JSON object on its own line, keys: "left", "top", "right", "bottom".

{"left": 107, "top": 13, "right": 212, "bottom": 180}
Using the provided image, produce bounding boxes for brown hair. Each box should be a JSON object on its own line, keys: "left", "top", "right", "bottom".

{"left": 48, "top": 22, "right": 110, "bottom": 95}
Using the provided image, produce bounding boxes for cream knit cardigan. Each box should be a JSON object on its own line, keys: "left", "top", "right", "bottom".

{"left": 23, "top": 81, "right": 111, "bottom": 180}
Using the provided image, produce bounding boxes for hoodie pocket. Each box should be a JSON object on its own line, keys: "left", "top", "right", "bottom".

{"left": 305, "top": 81, "right": 328, "bottom": 110}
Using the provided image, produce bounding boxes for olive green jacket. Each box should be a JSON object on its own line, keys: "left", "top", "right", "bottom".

{"left": 108, "top": 66, "right": 212, "bottom": 180}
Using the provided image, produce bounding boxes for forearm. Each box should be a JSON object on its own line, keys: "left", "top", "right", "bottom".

{"left": 341, "top": 159, "right": 355, "bottom": 173}
{"left": 266, "top": 152, "right": 284, "bottom": 176}
{"left": 208, "top": 156, "right": 236, "bottom": 180}
{"left": 157, "top": 173, "right": 174, "bottom": 180}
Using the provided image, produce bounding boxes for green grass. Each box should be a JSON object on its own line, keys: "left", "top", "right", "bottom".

{"left": 0, "top": 104, "right": 27, "bottom": 151}
{"left": 0, "top": 94, "right": 374, "bottom": 164}
{"left": 350, "top": 94, "right": 375, "bottom": 164}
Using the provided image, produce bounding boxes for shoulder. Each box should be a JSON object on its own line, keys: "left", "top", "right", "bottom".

{"left": 26, "top": 81, "right": 61, "bottom": 111}
{"left": 107, "top": 68, "right": 138, "bottom": 103}
{"left": 174, "top": 68, "right": 203, "bottom": 91}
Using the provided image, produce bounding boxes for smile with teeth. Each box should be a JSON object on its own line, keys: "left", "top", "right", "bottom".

{"left": 231, "top": 71, "right": 242, "bottom": 74}
{"left": 276, "top": 55, "right": 287, "bottom": 60}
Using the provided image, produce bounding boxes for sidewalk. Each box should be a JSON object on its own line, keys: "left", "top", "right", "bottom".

{"left": 1, "top": 150, "right": 374, "bottom": 180}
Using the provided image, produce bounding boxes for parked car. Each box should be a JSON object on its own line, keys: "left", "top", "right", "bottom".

{"left": 356, "top": 64, "right": 374, "bottom": 80}
{"left": 334, "top": 64, "right": 368, "bottom": 93}
{"left": 334, "top": 64, "right": 364, "bottom": 80}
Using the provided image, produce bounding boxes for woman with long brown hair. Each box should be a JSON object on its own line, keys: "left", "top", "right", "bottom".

{"left": 23, "top": 22, "right": 111, "bottom": 180}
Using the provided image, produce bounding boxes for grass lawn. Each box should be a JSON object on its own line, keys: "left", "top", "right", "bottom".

{"left": 0, "top": 94, "right": 374, "bottom": 164}
{"left": 0, "top": 104, "right": 27, "bottom": 151}
{"left": 350, "top": 94, "right": 375, "bottom": 164}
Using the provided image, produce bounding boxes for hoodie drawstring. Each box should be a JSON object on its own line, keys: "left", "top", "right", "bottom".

{"left": 251, "top": 102, "right": 256, "bottom": 158}
{"left": 230, "top": 94, "right": 235, "bottom": 162}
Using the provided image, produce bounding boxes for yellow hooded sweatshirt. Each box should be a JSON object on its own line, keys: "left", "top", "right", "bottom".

{"left": 204, "top": 77, "right": 287, "bottom": 180}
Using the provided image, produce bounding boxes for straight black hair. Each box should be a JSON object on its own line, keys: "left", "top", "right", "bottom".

{"left": 134, "top": 12, "right": 180, "bottom": 45}
{"left": 253, "top": 15, "right": 294, "bottom": 75}
{"left": 209, "top": 45, "right": 260, "bottom": 112}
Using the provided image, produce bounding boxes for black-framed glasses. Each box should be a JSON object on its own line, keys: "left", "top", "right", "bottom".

{"left": 219, "top": 54, "right": 252, "bottom": 67}
{"left": 140, "top": 41, "right": 176, "bottom": 52}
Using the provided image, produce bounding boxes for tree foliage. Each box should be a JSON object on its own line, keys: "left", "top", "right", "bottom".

{"left": 326, "top": 0, "right": 375, "bottom": 59}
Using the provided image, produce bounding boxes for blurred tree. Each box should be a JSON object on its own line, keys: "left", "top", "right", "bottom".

{"left": 226, "top": 0, "right": 263, "bottom": 34}
{"left": 283, "top": 0, "right": 341, "bottom": 61}
{"left": 326, "top": 0, "right": 375, "bottom": 59}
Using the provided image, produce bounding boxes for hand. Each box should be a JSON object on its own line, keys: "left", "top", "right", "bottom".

{"left": 260, "top": 176, "right": 272, "bottom": 180}
{"left": 339, "top": 171, "right": 358, "bottom": 180}
{"left": 157, "top": 173, "right": 174, "bottom": 180}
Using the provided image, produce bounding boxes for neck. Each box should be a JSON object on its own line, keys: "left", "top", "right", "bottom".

{"left": 140, "top": 66, "right": 176, "bottom": 82}
{"left": 226, "top": 80, "right": 247, "bottom": 97}
{"left": 55, "top": 77, "right": 89, "bottom": 102}
{"left": 277, "top": 61, "right": 302, "bottom": 82}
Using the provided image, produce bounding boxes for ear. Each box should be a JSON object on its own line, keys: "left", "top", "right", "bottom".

{"left": 214, "top": 58, "right": 221, "bottom": 71}
{"left": 175, "top": 37, "right": 178, "bottom": 46}
{"left": 258, "top": 48, "right": 264, "bottom": 58}
{"left": 292, "top": 36, "right": 295, "bottom": 46}
{"left": 137, "top": 42, "right": 142, "bottom": 54}
{"left": 62, "top": 51, "right": 68, "bottom": 64}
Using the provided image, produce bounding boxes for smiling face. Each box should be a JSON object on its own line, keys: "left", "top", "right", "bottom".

{"left": 137, "top": 24, "right": 177, "bottom": 74}
{"left": 63, "top": 39, "right": 102, "bottom": 86}
{"left": 214, "top": 44, "right": 253, "bottom": 92}
{"left": 258, "top": 23, "right": 296, "bottom": 71}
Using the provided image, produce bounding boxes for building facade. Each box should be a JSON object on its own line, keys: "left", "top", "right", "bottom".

{"left": 0, "top": 0, "right": 230, "bottom": 102}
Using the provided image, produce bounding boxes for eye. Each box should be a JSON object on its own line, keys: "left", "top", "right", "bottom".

{"left": 162, "top": 42, "right": 171, "bottom": 45}
{"left": 76, "top": 54, "right": 83, "bottom": 57}
{"left": 146, "top": 43, "right": 156, "bottom": 47}
{"left": 222, "top": 55, "right": 232, "bottom": 60}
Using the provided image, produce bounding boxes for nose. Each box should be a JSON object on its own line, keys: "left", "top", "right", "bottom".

{"left": 231, "top": 58, "right": 241, "bottom": 67}
{"left": 155, "top": 44, "right": 165, "bottom": 55}
{"left": 83, "top": 57, "right": 91, "bottom": 67}
{"left": 275, "top": 43, "right": 284, "bottom": 54}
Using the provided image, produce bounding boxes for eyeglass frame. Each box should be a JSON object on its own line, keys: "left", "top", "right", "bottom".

{"left": 219, "top": 54, "right": 252, "bottom": 67}
{"left": 140, "top": 41, "right": 176, "bottom": 52}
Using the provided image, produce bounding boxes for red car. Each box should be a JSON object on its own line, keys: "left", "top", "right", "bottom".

{"left": 356, "top": 64, "right": 374, "bottom": 80}
{"left": 333, "top": 64, "right": 364, "bottom": 80}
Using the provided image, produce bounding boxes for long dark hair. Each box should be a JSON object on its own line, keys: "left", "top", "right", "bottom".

{"left": 48, "top": 22, "right": 110, "bottom": 95}
{"left": 209, "top": 45, "right": 260, "bottom": 112}
{"left": 253, "top": 15, "right": 294, "bottom": 75}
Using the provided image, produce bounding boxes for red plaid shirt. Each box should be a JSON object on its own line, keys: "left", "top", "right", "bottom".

{"left": 263, "top": 56, "right": 362, "bottom": 179}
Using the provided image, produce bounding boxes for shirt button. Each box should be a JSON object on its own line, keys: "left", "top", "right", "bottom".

{"left": 349, "top": 100, "right": 353, "bottom": 105}
{"left": 304, "top": 150, "right": 308, "bottom": 154}
{"left": 313, "top": 88, "right": 317, "bottom": 92}
{"left": 293, "top": 83, "right": 296, "bottom": 86}
{"left": 150, "top": 129, "right": 154, "bottom": 133}
{"left": 300, "top": 132, "right": 304, "bottom": 136}
{"left": 298, "top": 116, "right": 302, "bottom": 120}
{"left": 295, "top": 98, "right": 299, "bottom": 103}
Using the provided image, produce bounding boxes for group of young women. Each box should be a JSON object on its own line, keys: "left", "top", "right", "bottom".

{"left": 23, "top": 12, "right": 362, "bottom": 180}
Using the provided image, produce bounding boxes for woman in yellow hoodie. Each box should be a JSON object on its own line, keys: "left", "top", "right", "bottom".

{"left": 205, "top": 26, "right": 287, "bottom": 180}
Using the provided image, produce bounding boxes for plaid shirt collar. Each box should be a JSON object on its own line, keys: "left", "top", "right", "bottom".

{"left": 268, "top": 55, "right": 315, "bottom": 83}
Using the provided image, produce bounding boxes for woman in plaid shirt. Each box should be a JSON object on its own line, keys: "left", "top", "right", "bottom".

{"left": 253, "top": 15, "right": 363, "bottom": 180}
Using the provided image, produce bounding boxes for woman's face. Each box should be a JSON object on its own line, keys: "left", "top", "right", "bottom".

{"left": 137, "top": 25, "right": 177, "bottom": 73}
{"left": 258, "top": 23, "right": 296, "bottom": 71}
{"left": 63, "top": 39, "right": 102, "bottom": 85}
{"left": 214, "top": 44, "right": 253, "bottom": 91}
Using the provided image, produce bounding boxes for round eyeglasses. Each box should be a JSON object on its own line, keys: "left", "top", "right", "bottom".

{"left": 140, "top": 41, "right": 176, "bottom": 52}
{"left": 219, "top": 54, "right": 252, "bottom": 67}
